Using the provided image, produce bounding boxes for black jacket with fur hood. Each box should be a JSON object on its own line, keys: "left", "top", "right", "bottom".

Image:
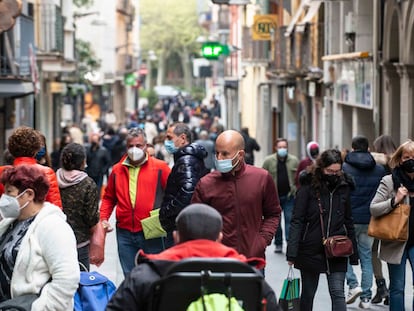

{"left": 287, "top": 171, "right": 359, "bottom": 273}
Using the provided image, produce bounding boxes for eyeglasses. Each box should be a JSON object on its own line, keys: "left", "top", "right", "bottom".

{"left": 325, "top": 168, "right": 342, "bottom": 175}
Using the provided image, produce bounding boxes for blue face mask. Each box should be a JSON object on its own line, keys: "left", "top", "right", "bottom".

{"left": 215, "top": 151, "right": 240, "bottom": 173}
{"left": 164, "top": 140, "right": 178, "bottom": 154}
{"left": 277, "top": 148, "right": 288, "bottom": 158}
{"left": 35, "top": 147, "right": 46, "bottom": 160}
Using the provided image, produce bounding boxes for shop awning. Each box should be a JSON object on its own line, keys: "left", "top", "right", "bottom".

{"left": 0, "top": 80, "right": 34, "bottom": 98}
{"left": 285, "top": 0, "right": 322, "bottom": 37}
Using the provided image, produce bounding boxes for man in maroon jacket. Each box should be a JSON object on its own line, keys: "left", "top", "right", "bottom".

{"left": 191, "top": 130, "right": 281, "bottom": 260}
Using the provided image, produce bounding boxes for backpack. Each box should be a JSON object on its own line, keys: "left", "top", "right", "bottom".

{"left": 186, "top": 293, "right": 245, "bottom": 311}
{"left": 74, "top": 271, "right": 116, "bottom": 311}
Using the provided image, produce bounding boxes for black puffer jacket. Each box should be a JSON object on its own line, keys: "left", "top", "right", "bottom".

{"left": 159, "top": 143, "right": 208, "bottom": 232}
{"left": 287, "top": 172, "right": 359, "bottom": 273}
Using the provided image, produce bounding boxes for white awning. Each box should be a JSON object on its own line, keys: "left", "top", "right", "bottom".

{"left": 284, "top": 0, "right": 322, "bottom": 37}
{"left": 301, "top": 1, "right": 322, "bottom": 25}
{"left": 0, "top": 80, "right": 34, "bottom": 98}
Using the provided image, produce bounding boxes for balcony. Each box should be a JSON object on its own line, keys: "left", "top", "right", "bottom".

{"left": 269, "top": 23, "right": 323, "bottom": 80}
{"left": 117, "top": 0, "right": 135, "bottom": 17}
{"left": 241, "top": 26, "right": 269, "bottom": 62}
{"left": 0, "top": 15, "right": 34, "bottom": 77}
{"left": 37, "top": 4, "right": 64, "bottom": 54}
{"left": 116, "top": 53, "right": 135, "bottom": 76}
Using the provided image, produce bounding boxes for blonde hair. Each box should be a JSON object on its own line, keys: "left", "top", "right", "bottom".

{"left": 389, "top": 140, "right": 414, "bottom": 169}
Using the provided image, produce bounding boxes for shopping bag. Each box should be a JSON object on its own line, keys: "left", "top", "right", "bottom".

{"left": 141, "top": 209, "right": 167, "bottom": 240}
{"left": 279, "top": 267, "right": 300, "bottom": 311}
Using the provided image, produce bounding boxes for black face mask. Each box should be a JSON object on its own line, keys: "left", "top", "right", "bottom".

{"left": 323, "top": 174, "right": 340, "bottom": 187}
{"left": 402, "top": 159, "right": 414, "bottom": 173}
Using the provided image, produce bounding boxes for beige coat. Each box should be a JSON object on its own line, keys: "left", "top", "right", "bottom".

{"left": 370, "top": 174, "right": 409, "bottom": 264}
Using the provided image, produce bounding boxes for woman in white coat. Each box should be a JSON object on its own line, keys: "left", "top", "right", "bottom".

{"left": 0, "top": 164, "right": 79, "bottom": 310}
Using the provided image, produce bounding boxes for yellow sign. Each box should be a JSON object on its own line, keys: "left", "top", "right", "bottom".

{"left": 252, "top": 14, "right": 277, "bottom": 41}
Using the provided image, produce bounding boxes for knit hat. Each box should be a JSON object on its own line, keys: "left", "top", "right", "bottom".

{"left": 175, "top": 203, "right": 222, "bottom": 242}
{"left": 306, "top": 141, "right": 320, "bottom": 160}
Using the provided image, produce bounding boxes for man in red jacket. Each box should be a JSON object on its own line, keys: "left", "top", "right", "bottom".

{"left": 98, "top": 128, "right": 171, "bottom": 276}
{"left": 106, "top": 203, "right": 280, "bottom": 311}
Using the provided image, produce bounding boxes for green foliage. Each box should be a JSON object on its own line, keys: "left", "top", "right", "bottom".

{"left": 139, "top": 89, "right": 159, "bottom": 109}
{"left": 73, "top": 0, "right": 94, "bottom": 8}
{"left": 75, "top": 39, "right": 101, "bottom": 82}
{"left": 140, "top": 0, "right": 206, "bottom": 83}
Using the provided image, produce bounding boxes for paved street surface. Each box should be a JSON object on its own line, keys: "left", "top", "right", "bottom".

{"left": 93, "top": 214, "right": 413, "bottom": 310}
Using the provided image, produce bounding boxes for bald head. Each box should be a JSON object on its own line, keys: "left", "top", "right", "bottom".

{"left": 216, "top": 130, "right": 245, "bottom": 150}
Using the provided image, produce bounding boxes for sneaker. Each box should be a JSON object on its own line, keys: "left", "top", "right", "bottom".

{"left": 274, "top": 245, "right": 283, "bottom": 253}
{"left": 346, "top": 286, "right": 362, "bottom": 304}
{"left": 359, "top": 298, "right": 371, "bottom": 309}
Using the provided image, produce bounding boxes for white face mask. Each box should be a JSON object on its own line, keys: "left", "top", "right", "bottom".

{"left": 0, "top": 190, "right": 28, "bottom": 220}
{"left": 128, "top": 147, "right": 145, "bottom": 162}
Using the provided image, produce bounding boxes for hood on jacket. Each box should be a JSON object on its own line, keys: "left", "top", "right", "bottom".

{"left": 175, "top": 143, "right": 207, "bottom": 161}
{"left": 371, "top": 152, "right": 388, "bottom": 167}
{"left": 56, "top": 168, "right": 88, "bottom": 188}
{"left": 306, "top": 141, "right": 319, "bottom": 161}
{"left": 344, "top": 151, "right": 376, "bottom": 170}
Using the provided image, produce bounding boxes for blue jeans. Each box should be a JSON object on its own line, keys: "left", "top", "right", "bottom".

{"left": 116, "top": 228, "right": 166, "bottom": 276}
{"left": 387, "top": 245, "right": 414, "bottom": 311}
{"left": 274, "top": 195, "right": 294, "bottom": 246}
{"left": 300, "top": 270, "right": 346, "bottom": 311}
{"left": 346, "top": 224, "right": 373, "bottom": 299}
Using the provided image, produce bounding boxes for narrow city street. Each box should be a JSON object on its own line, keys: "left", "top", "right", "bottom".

{"left": 93, "top": 215, "right": 413, "bottom": 310}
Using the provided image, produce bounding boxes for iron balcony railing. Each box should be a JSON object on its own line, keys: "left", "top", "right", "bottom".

{"left": 0, "top": 14, "right": 34, "bottom": 77}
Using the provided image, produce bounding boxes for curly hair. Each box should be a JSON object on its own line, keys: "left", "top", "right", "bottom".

{"left": 0, "top": 165, "right": 49, "bottom": 202}
{"left": 60, "top": 143, "right": 86, "bottom": 171}
{"left": 8, "top": 126, "right": 42, "bottom": 158}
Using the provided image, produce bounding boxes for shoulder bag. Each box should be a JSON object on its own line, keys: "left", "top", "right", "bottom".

{"left": 368, "top": 197, "right": 410, "bottom": 242}
{"left": 317, "top": 195, "right": 353, "bottom": 258}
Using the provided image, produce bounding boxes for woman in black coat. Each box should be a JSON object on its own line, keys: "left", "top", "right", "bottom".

{"left": 287, "top": 149, "right": 359, "bottom": 311}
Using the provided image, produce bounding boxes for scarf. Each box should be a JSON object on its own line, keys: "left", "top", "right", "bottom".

{"left": 392, "top": 167, "right": 414, "bottom": 192}
{"left": 56, "top": 168, "right": 88, "bottom": 188}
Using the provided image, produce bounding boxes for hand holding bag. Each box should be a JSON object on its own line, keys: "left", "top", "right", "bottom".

{"left": 368, "top": 200, "right": 410, "bottom": 242}
{"left": 318, "top": 195, "right": 353, "bottom": 258}
{"left": 279, "top": 266, "right": 300, "bottom": 311}
{"left": 141, "top": 209, "right": 167, "bottom": 240}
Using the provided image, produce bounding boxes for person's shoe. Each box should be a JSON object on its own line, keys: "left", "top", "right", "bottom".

{"left": 346, "top": 286, "right": 362, "bottom": 304}
{"left": 359, "top": 298, "right": 371, "bottom": 309}
{"left": 372, "top": 278, "right": 389, "bottom": 304}
{"left": 383, "top": 296, "right": 389, "bottom": 305}
{"left": 274, "top": 245, "right": 283, "bottom": 253}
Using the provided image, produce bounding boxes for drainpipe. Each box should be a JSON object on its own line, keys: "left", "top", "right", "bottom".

{"left": 257, "top": 82, "right": 274, "bottom": 160}
{"left": 373, "top": 0, "right": 380, "bottom": 137}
